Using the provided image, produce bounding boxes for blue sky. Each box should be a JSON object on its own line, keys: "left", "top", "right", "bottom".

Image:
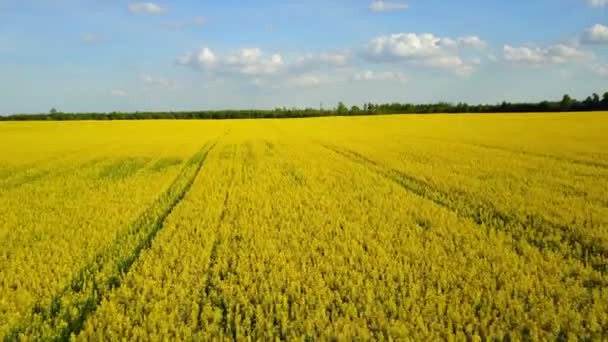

{"left": 0, "top": 0, "right": 607, "bottom": 114}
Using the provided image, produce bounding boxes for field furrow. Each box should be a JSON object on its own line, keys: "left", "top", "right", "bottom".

{"left": 415, "top": 136, "right": 608, "bottom": 170}
{"left": 74, "top": 138, "right": 607, "bottom": 340}
{"left": 0, "top": 154, "right": 101, "bottom": 191}
{"left": 73, "top": 142, "right": 238, "bottom": 340}
{"left": 1, "top": 114, "right": 607, "bottom": 340}
{"left": 6, "top": 140, "right": 219, "bottom": 340}
{"left": 322, "top": 143, "right": 608, "bottom": 274}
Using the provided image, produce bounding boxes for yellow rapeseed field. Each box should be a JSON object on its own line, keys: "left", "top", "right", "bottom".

{"left": 1, "top": 113, "right": 607, "bottom": 340}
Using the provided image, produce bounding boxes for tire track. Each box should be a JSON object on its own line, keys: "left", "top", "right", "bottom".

{"left": 0, "top": 158, "right": 105, "bottom": 191}
{"left": 413, "top": 136, "right": 608, "bottom": 170}
{"left": 6, "top": 138, "right": 222, "bottom": 341}
{"left": 468, "top": 143, "right": 608, "bottom": 170}
{"left": 0, "top": 151, "right": 83, "bottom": 183}
{"left": 321, "top": 143, "right": 608, "bottom": 274}
{"left": 404, "top": 136, "right": 608, "bottom": 209}
{"left": 196, "top": 144, "right": 237, "bottom": 338}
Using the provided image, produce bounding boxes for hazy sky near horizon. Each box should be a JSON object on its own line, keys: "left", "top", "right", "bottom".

{"left": 1, "top": 0, "right": 607, "bottom": 113}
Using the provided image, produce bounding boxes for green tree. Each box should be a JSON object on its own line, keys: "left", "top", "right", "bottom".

{"left": 560, "top": 94, "right": 573, "bottom": 109}
{"left": 367, "top": 103, "right": 376, "bottom": 114}
{"left": 337, "top": 102, "right": 348, "bottom": 115}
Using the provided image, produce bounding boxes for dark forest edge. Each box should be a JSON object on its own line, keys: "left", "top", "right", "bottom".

{"left": 2, "top": 92, "right": 607, "bottom": 121}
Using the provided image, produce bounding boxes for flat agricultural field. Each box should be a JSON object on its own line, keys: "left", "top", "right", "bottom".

{"left": 1, "top": 112, "right": 607, "bottom": 340}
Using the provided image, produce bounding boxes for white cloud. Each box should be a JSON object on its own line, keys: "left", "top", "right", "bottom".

{"left": 177, "top": 47, "right": 359, "bottom": 92}
{"left": 422, "top": 56, "right": 474, "bottom": 75}
{"left": 366, "top": 33, "right": 482, "bottom": 75}
{"left": 368, "top": 33, "right": 441, "bottom": 59}
{"left": 248, "top": 73, "right": 344, "bottom": 90}
{"left": 286, "top": 74, "right": 333, "bottom": 88}
{"left": 178, "top": 47, "right": 354, "bottom": 78}
{"left": 582, "top": 24, "right": 608, "bottom": 44}
{"left": 353, "top": 70, "right": 407, "bottom": 82}
{"left": 588, "top": 0, "right": 608, "bottom": 7}
{"left": 593, "top": 64, "right": 608, "bottom": 77}
{"left": 177, "top": 47, "right": 285, "bottom": 76}
{"left": 198, "top": 48, "right": 218, "bottom": 66}
{"left": 226, "top": 48, "right": 284, "bottom": 75}
{"left": 81, "top": 33, "right": 100, "bottom": 45}
{"left": 177, "top": 47, "right": 216, "bottom": 68}
{"left": 456, "top": 36, "right": 487, "bottom": 48}
{"left": 369, "top": 1, "right": 408, "bottom": 12}
{"left": 549, "top": 44, "right": 590, "bottom": 62}
{"left": 504, "top": 46, "right": 546, "bottom": 64}
{"left": 439, "top": 36, "right": 487, "bottom": 49}
{"left": 110, "top": 89, "right": 127, "bottom": 97}
{"left": 292, "top": 51, "right": 351, "bottom": 71}
{"left": 503, "top": 44, "right": 591, "bottom": 66}
{"left": 128, "top": 2, "right": 165, "bottom": 15}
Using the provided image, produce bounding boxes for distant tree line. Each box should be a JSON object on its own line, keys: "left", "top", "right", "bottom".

{"left": 2, "top": 91, "right": 607, "bottom": 121}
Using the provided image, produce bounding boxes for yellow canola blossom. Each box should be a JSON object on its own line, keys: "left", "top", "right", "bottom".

{"left": 0, "top": 121, "right": 222, "bottom": 338}
{"left": 0, "top": 113, "right": 606, "bottom": 340}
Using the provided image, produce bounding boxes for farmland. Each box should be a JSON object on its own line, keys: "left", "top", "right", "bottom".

{"left": 1, "top": 113, "right": 607, "bottom": 340}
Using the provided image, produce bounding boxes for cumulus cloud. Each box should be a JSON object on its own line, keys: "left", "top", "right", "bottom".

{"left": 582, "top": 24, "right": 608, "bottom": 44}
{"left": 226, "top": 49, "right": 284, "bottom": 75}
{"left": 177, "top": 46, "right": 360, "bottom": 91}
{"left": 588, "top": 0, "right": 608, "bottom": 7}
{"left": 503, "top": 44, "right": 591, "bottom": 66}
{"left": 292, "top": 51, "right": 351, "bottom": 71}
{"left": 423, "top": 56, "right": 474, "bottom": 75}
{"left": 369, "top": 1, "right": 408, "bottom": 12}
{"left": 368, "top": 33, "right": 442, "bottom": 59}
{"left": 128, "top": 2, "right": 165, "bottom": 15}
{"left": 177, "top": 47, "right": 354, "bottom": 79}
{"left": 504, "top": 46, "right": 546, "bottom": 64}
{"left": 286, "top": 74, "right": 334, "bottom": 88}
{"left": 177, "top": 47, "right": 216, "bottom": 68}
{"left": 366, "top": 33, "right": 484, "bottom": 75}
{"left": 177, "top": 47, "right": 285, "bottom": 76}
{"left": 353, "top": 70, "right": 407, "bottom": 82}
{"left": 454, "top": 36, "right": 487, "bottom": 48}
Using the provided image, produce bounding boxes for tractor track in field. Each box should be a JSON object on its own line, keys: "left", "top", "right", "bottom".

{"left": 468, "top": 143, "right": 608, "bottom": 170}
{"left": 5, "top": 136, "right": 223, "bottom": 342}
{"left": 196, "top": 144, "right": 238, "bottom": 339}
{"left": 413, "top": 136, "right": 608, "bottom": 171}
{"left": 0, "top": 151, "right": 82, "bottom": 183}
{"left": 0, "top": 157, "right": 106, "bottom": 191}
{"left": 320, "top": 143, "right": 608, "bottom": 275}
